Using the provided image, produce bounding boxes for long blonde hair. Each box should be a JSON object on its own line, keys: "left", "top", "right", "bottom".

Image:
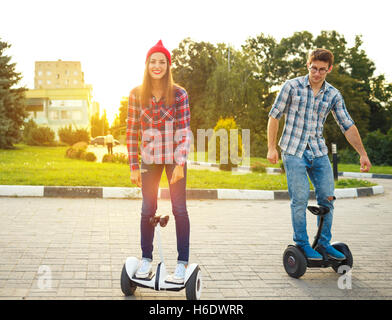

{"left": 140, "top": 56, "right": 176, "bottom": 106}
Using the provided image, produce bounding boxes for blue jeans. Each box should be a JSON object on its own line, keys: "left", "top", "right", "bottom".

{"left": 282, "top": 149, "right": 335, "bottom": 248}
{"left": 140, "top": 162, "right": 190, "bottom": 264}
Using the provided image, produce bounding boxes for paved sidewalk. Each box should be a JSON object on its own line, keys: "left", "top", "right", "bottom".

{"left": 0, "top": 178, "right": 391, "bottom": 300}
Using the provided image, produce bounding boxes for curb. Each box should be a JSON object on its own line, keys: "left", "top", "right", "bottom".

{"left": 338, "top": 172, "right": 392, "bottom": 179}
{"left": 0, "top": 185, "right": 384, "bottom": 200}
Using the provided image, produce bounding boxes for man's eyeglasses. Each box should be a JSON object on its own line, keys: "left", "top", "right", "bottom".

{"left": 308, "top": 66, "right": 329, "bottom": 75}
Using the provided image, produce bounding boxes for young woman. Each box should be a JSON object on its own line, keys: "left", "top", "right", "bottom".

{"left": 126, "top": 40, "right": 191, "bottom": 283}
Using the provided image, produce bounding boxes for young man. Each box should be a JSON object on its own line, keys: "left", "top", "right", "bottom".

{"left": 267, "top": 48, "right": 371, "bottom": 261}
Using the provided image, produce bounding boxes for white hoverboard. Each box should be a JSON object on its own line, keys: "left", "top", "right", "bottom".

{"left": 121, "top": 215, "right": 202, "bottom": 300}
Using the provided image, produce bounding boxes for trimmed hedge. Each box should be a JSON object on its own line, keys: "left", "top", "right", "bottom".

{"left": 65, "top": 141, "right": 96, "bottom": 162}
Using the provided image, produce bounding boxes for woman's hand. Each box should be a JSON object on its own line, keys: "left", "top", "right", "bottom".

{"left": 170, "top": 165, "right": 184, "bottom": 184}
{"left": 130, "top": 169, "right": 142, "bottom": 187}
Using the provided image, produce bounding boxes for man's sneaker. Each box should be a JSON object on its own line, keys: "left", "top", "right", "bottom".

{"left": 301, "top": 245, "right": 323, "bottom": 261}
{"left": 135, "top": 259, "right": 152, "bottom": 278}
{"left": 325, "top": 245, "right": 346, "bottom": 260}
{"left": 166, "top": 263, "right": 187, "bottom": 284}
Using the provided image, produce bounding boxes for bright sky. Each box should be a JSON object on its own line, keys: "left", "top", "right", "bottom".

{"left": 1, "top": 0, "right": 391, "bottom": 124}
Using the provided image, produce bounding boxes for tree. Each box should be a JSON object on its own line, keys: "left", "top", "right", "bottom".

{"left": 172, "top": 38, "right": 219, "bottom": 133}
{"left": 314, "top": 31, "right": 348, "bottom": 67}
{"left": 367, "top": 74, "right": 392, "bottom": 133}
{"left": 171, "top": 32, "right": 392, "bottom": 157}
{"left": 110, "top": 97, "right": 128, "bottom": 139}
{"left": 242, "top": 33, "right": 283, "bottom": 86}
{"left": 323, "top": 69, "right": 370, "bottom": 149}
{"left": 0, "top": 38, "right": 27, "bottom": 149}
{"left": 58, "top": 124, "right": 89, "bottom": 145}
{"left": 23, "top": 119, "right": 55, "bottom": 146}
{"left": 244, "top": 31, "right": 390, "bottom": 154}
{"left": 90, "top": 110, "right": 109, "bottom": 137}
{"left": 204, "top": 44, "right": 273, "bottom": 156}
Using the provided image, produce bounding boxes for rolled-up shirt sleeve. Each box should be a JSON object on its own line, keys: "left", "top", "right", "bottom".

{"left": 268, "top": 81, "right": 292, "bottom": 120}
{"left": 331, "top": 92, "right": 355, "bottom": 133}
{"left": 126, "top": 89, "right": 140, "bottom": 171}
{"left": 174, "top": 89, "right": 191, "bottom": 166}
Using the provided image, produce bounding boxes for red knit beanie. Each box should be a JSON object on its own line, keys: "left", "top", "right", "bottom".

{"left": 145, "top": 40, "right": 171, "bottom": 65}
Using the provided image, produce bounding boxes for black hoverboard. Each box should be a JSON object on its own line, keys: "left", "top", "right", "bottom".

{"left": 283, "top": 205, "right": 353, "bottom": 278}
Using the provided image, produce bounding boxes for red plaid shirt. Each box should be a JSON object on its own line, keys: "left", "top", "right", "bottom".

{"left": 126, "top": 86, "right": 191, "bottom": 171}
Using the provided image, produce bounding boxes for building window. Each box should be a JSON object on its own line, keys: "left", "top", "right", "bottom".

{"left": 73, "top": 80, "right": 78, "bottom": 85}
{"left": 61, "top": 110, "right": 71, "bottom": 119}
{"left": 38, "top": 80, "right": 42, "bottom": 85}
{"left": 74, "top": 71, "right": 78, "bottom": 76}
{"left": 49, "top": 111, "right": 59, "bottom": 120}
{"left": 72, "top": 111, "right": 82, "bottom": 120}
{"left": 47, "top": 80, "right": 51, "bottom": 85}
{"left": 38, "top": 71, "right": 43, "bottom": 76}
{"left": 46, "top": 71, "right": 52, "bottom": 76}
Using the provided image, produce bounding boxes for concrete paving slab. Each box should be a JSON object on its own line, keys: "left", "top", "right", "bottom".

{"left": 0, "top": 178, "right": 391, "bottom": 300}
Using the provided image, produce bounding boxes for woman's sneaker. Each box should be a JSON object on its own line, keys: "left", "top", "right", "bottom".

{"left": 325, "top": 245, "right": 346, "bottom": 260}
{"left": 166, "top": 263, "right": 187, "bottom": 284}
{"left": 135, "top": 259, "right": 152, "bottom": 278}
{"left": 301, "top": 245, "right": 323, "bottom": 261}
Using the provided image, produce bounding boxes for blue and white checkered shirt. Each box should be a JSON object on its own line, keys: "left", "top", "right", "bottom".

{"left": 269, "top": 75, "right": 355, "bottom": 158}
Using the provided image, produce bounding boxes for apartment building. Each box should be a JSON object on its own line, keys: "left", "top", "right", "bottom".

{"left": 25, "top": 60, "right": 95, "bottom": 138}
{"left": 34, "top": 60, "right": 84, "bottom": 89}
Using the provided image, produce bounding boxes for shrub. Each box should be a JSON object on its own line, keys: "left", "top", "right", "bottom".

{"left": 363, "top": 129, "right": 392, "bottom": 166}
{"left": 65, "top": 142, "right": 93, "bottom": 162}
{"left": 335, "top": 178, "right": 374, "bottom": 188}
{"left": 65, "top": 147, "right": 72, "bottom": 157}
{"left": 102, "top": 154, "right": 114, "bottom": 163}
{"left": 85, "top": 152, "right": 97, "bottom": 162}
{"left": 65, "top": 147, "right": 79, "bottom": 159}
{"left": 210, "top": 117, "right": 242, "bottom": 171}
{"left": 23, "top": 119, "right": 56, "bottom": 146}
{"left": 113, "top": 153, "right": 128, "bottom": 164}
{"left": 102, "top": 153, "right": 128, "bottom": 164}
{"left": 338, "top": 148, "right": 359, "bottom": 164}
{"left": 23, "top": 119, "right": 38, "bottom": 142}
{"left": 27, "top": 126, "right": 55, "bottom": 146}
{"left": 72, "top": 141, "right": 88, "bottom": 151}
{"left": 58, "top": 125, "right": 90, "bottom": 145}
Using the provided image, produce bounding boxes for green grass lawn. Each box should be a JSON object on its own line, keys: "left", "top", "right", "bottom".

{"left": 0, "top": 144, "right": 380, "bottom": 190}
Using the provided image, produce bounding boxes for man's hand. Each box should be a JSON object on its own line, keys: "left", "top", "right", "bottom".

{"left": 360, "top": 154, "right": 372, "bottom": 172}
{"left": 267, "top": 148, "right": 279, "bottom": 164}
{"left": 170, "top": 165, "right": 184, "bottom": 184}
{"left": 344, "top": 125, "right": 372, "bottom": 173}
{"left": 267, "top": 117, "right": 280, "bottom": 164}
{"left": 130, "top": 169, "right": 141, "bottom": 187}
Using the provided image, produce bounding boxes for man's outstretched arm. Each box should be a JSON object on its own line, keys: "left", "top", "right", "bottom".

{"left": 267, "top": 117, "right": 280, "bottom": 164}
{"left": 344, "top": 125, "right": 372, "bottom": 172}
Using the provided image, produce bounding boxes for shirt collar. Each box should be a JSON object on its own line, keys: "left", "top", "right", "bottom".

{"left": 303, "top": 74, "right": 331, "bottom": 93}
